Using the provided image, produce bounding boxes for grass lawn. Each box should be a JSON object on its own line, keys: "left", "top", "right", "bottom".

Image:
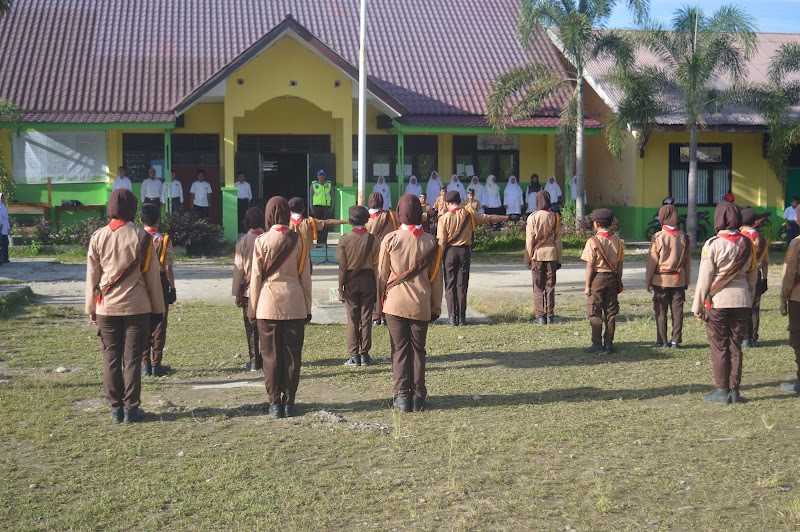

{"left": 2, "top": 290, "right": 800, "bottom": 529}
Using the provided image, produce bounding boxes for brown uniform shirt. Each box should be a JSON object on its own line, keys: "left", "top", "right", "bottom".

{"left": 580, "top": 231, "right": 624, "bottom": 273}
{"left": 232, "top": 230, "right": 262, "bottom": 297}
{"left": 742, "top": 227, "right": 768, "bottom": 280}
{"left": 526, "top": 210, "right": 563, "bottom": 263}
{"left": 433, "top": 196, "right": 447, "bottom": 216}
{"left": 645, "top": 227, "right": 691, "bottom": 288}
{"left": 85, "top": 223, "right": 166, "bottom": 316}
{"left": 437, "top": 208, "right": 505, "bottom": 247}
{"left": 377, "top": 229, "right": 444, "bottom": 321}
{"left": 781, "top": 237, "right": 800, "bottom": 304}
{"left": 248, "top": 227, "right": 312, "bottom": 320}
{"left": 691, "top": 233, "right": 758, "bottom": 314}
{"left": 463, "top": 198, "right": 481, "bottom": 213}
{"left": 336, "top": 229, "right": 380, "bottom": 272}
{"left": 366, "top": 210, "right": 397, "bottom": 242}
{"left": 290, "top": 215, "right": 325, "bottom": 251}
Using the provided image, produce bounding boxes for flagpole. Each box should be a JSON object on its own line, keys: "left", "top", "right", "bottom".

{"left": 357, "top": 0, "right": 368, "bottom": 206}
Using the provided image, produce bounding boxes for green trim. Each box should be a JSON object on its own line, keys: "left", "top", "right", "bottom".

{"left": 397, "top": 131, "right": 405, "bottom": 200}
{"left": 221, "top": 187, "right": 239, "bottom": 242}
{"left": 164, "top": 129, "right": 173, "bottom": 214}
{"left": 392, "top": 120, "right": 601, "bottom": 136}
{"left": 0, "top": 121, "right": 175, "bottom": 131}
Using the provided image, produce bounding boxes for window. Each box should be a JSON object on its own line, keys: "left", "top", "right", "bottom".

{"left": 452, "top": 135, "right": 519, "bottom": 182}
{"left": 12, "top": 130, "right": 108, "bottom": 184}
{"left": 668, "top": 143, "right": 732, "bottom": 206}
{"left": 352, "top": 135, "right": 438, "bottom": 182}
{"left": 123, "top": 134, "right": 220, "bottom": 182}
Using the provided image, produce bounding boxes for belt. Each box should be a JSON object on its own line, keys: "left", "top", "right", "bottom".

{"left": 449, "top": 244, "right": 470, "bottom": 248}
{"left": 145, "top": 197, "right": 159, "bottom": 201}
{"left": 595, "top": 271, "right": 614, "bottom": 274}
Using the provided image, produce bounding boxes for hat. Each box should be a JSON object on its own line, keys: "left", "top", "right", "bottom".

{"left": 657, "top": 205, "right": 679, "bottom": 227}
{"left": 316, "top": 169, "right": 326, "bottom": 176}
{"left": 348, "top": 205, "right": 369, "bottom": 226}
{"left": 741, "top": 208, "right": 757, "bottom": 227}
{"left": 714, "top": 202, "right": 742, "bottom": 232}
{"left": 287, "top": 197, "right": 305, "bottom": 212}
{"left": 590, "top": 208, "right": 614, "bottom": 226}
{"left": 444, "top": 190, "right": 461, "bottom": 204}
{"left": 368, "top": 191, "right": 383, "bottom": 209}
{"left": 723, "top": 193, "right": 735, "bottom": 203}
{"left": 244, "top": 207, "right": 265, "bottom": 230}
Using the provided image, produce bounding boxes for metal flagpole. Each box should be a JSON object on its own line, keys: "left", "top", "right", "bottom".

{"left": 357, "top": 0, "right": 368, "bottom": 206}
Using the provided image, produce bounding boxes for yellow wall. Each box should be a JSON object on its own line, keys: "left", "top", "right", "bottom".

{"left": 1, "top": 129, "right": 12, "bottom": 175}
{"left": 519, "top": 135, "right": 551, "bottom": 184}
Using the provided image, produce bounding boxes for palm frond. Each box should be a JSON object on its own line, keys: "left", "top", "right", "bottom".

{"left": 518, "top": 0, "right": 566, "bottom": 49}
{"left": 705, "top": 4, "right": 757, "bottom": 60}
{"left": 0, "top": 98, "right": 22, "bottom": 131}
{"left": 624, "top": 0, "right": 649, "bottom": 25}
{"left": 590, "top": 30, "right": 636, "bottom": 72}
{"left": 486, "top": 64, "right": 566, "bottom": 133}
{"left": 768, "top": 42, "right": 800, "bottom": 85}
{"left": 606, "top": 65, "right": 667, "bottom": 158}
{"left": 557, "top": 91, "right": 578, "bottom": 158}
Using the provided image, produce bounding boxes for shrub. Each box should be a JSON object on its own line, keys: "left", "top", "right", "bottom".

{"left": 473, "top": 220, "right": 525, "bottom": 253}
{"left": 161, "top": 212, "right": 223, "bottom": 255}
{"left": 51, "top": 217, "right": 108, "bottom": 247}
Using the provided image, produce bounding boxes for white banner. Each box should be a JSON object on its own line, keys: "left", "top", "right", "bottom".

{"left": 12, "top": 131, "right": 109, "bottom": 184}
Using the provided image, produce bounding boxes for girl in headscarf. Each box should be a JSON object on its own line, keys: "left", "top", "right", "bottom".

{"left": 85, "top": 189, "right": 165, "bottom": 424}
{"left": 447, "top": 174, "right": 466, "bottom": 201}
{"left": 425, "top": 171, "right": 443, "bottom": 205}
{"left": 691, "top": 202, "right": 757, "bottom": 405}
{"left": 0, "top": 192, "right": 9, "bottom": 264}
{"left": 526, "top": 174, "right": 542, "bottom": 199}
{"left": 467, "top": 176, "right": 485, "bottom": 208}
{"left": 405, "top": 175, "right": 422, "bottom": 197}
{"left": 544, "top": 176, "right": 562, "bottom": 205}
{"left": 366, "top": 191, "right": 398, "bottom": 325}
{"left": 504, "top": 176, "right": 523, "bottom": 216}
{"left": 249, "top": 197, "right": 312, "bottom": 418}
{"left": 483, "top": 175, "right": 503, "bottom": 216}
{"left": 233, "top": 207, "right": 266, "bottom": 372}
{"left": 377, "top": 194, "right": 443, "bottom": 413}
{"left": 372, "top": 176, "right": 392, "bottom": 210}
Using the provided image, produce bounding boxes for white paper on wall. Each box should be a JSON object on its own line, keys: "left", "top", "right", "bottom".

{"left": 12, "top": 130, "right": 109, "bottom": 184}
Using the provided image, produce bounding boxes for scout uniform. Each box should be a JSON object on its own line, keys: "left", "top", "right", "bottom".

{"left": 249, "top": 197, "right": 312, "bottom": 419}
{"left": 85, "top": 189, "right": 165, "bottom": 424}
{"left": 462, "top": 192, "right": 481, "bottom": 214}
{"left": 692, "top": 202, "right": 757, "bottom": 404}
{"left": 433, "top": 187, "right": 448, "bottom": 217}
{"left": 288, "top": 197, "right": 346, "bottom": 272}
{"left": 378, "top": 194, "right": 444, "bottom": 412}
{"left": 310, "top": 170, "right": 333, "bottom": 244}
{"left": 526, "top": 190, "right": 562, "bottom": 324}
{"left": 740, "top": 209, "right": 769, "bottom": 347}
{"left": 581, "top": 208, "right": 624, "bottom": 353}
{"left": 232, "top": 207, "right": 265, "bottom": 372}
{"left": 366, "top": 191, "right": 398, "bottom": 324}
{"left": 437, "top": 190, "right": 508, "bottom": 326}
{"left": 645, "top": 205, "right": 691, "bottom": 348}
{"left": 337, "top": 206, "right": 381, "bottom": 367}
{"left": 780, "top": 234, "right": 800, "bottom": 394}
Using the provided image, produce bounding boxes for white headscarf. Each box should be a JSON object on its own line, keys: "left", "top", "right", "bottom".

{"left": 467, "top": 176, "right": 485, "bottom": 206}
{"left": 447, "top": 174, "right": 466, "bottom": 201}
{"left": 0, "top": 192, "right": 8, "bottom": 236}
{"left": 504, "top": 176, "right": 523, "bottom": 215}
{"left": 372, "top": 176, "right": 392, "bottom": 210}
{"left": 483, "top": 175, "right": 502, "bottom": 209}
{"left": 405, "top": 175, "right": 422, "bottom": 197}
{"left": 425, "top": 171, "right": 443, "bottom": 205}
{"left": 544, "top": 176, "right": 562, "bottom": 204}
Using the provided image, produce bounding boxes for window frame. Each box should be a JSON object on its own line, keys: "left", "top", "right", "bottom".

{"left": 668, "top": 143, "right": 733, "bottom": 207}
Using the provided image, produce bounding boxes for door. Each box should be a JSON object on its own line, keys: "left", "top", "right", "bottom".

{"left": 261, "top": 153, "right": 310, "bottom": 201}
{"left": 786, "top": 169, "right": 800, "bottom": 206}
{"left": 236, "top": 151, "right": 263, "bottom": 202}
{"left": 175, "top": 164, "right": 222, "bottom": 225}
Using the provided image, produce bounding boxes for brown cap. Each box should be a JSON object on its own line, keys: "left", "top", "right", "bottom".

{"left": 348, "top": 205, "right": 369, "bottom": 226}
{"left": 244, "top": 207, "right": 265, "bottom": 231}
{"left": 288, "top": 197, "right": 305, "bottom": 213}
{"left": 740, "top": 208, "right": 757, "bottom": 227}
{"left": 368, "top": 191, "right": 383, "bottom": 209}
{"left": 444, "top": 190, "right": 461, "bottom": 204}
{"left": 590, "top": 208, "right": 614, "bottom": 226}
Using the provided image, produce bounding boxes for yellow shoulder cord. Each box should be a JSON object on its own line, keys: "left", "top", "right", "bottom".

{"left": 616, "top": 236, "right": 623, "bottom": 263}
{"left": 159, "top": 234, "right": 169, "bottom": 266}
{"left": 469, "top": 211, "right": 476, "bottom": 230}
{"left": 298, "top": 235, "right": 307, "bottom": 275}
{"left": 141, "top": 237, "right": 153, "bottom": 274}
{"left": 390, "top": 210, "right": 397, "bottom": 230}
{"left": 748, "top": 239, "right": 757, "bottom": 272}
{"left": 310, "top": 217, "right": 318, "bottom": 241}
{"left": 429, "top": 244, "right": 443, "bottom": 283}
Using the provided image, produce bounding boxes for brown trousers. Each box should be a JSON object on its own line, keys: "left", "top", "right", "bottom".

{"left": 344, "top": 269, "right": 376, "bottom": 356}
{"left": 142, "top": 304, "right": 168, "bottom": 365}
{"left": 532, "top": 260, "right": 557, "bottom": 318}
{"left": 257, "top": 319, "right": 305, "bottom": 405}
{"left": 588, "top": 272, "right": 619, "bottom": 344}
{"left": 444, "top": 245, "right": 471, "bottom": 319}
{"left": 787, "top": 301, "right": 800, "bottom": 380}
{"left": 652, "top": 286, "right": 685, "bottom": 345}
{"left": 705, "top": 307, "right": 749, "bottom": 389}
{"left": 241, "top": 297, "right": 260, "bottom": 366}
{"left": 749, "top": 281, "right": 763, "bottom": 340}
{"left": 386, "top": 314, "right": 428, "bottom": 398}
{"left": 98, "top": 314, "right": 149, "bottom": 409}
{"left": 372, "top": 275, "right": 383, "bottom": 321}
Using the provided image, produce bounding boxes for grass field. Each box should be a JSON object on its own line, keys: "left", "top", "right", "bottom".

{"left": 2, "top": 285, "right": 800, "bottom": 529}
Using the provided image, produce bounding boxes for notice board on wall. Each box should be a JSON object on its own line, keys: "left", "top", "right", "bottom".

{"left": 12, "top": 131, "right": 109, "bottom": 184}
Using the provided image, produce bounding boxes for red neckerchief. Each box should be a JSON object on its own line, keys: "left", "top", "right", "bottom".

{"left": 448, "top": 206, "right": 461, "bottom": 213}
{"left": 250, "top": 229, "right": 264, "bottom": 236}
{"left": 144, "top": 227, "right": 158, "bottom": 236}
{"left": 108, "top": 219, "right": 128, "bottom": 231}
{"left": 596, "top": 230, "right": 612, "bottom": 239}
{"left": 272, "top": 225, "right": 289, "bottom": 234}
{"left": 717, "top": 231, "right": 741, "bottom": 244}
{"left": 742, "top": 228, "right": 757, "bottom": 241}
{"left": 662, "top": 226, "right": 678, "bottom": 236}
{"left": 352, "top": 227, "right": 368, "bottom": 235}
{"left": 369, "top": 210, "right": 384, "bottom": 219}
{"left": 291, "top": 215, "right": 304, "bottom": 225}
{"left": 401, "top": 224, "right": 424, "bottom": 238}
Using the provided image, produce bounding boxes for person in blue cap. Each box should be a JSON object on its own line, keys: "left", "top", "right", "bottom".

{"left": 310, "top": 169, "right": 334, "bottom": 245}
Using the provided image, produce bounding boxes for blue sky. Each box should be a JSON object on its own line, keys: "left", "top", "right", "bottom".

{"left": 607, "top": 0, "right": 800, "bottom": 33}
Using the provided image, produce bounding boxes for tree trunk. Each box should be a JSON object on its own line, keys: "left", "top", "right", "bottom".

{"left": 575, "top": 76, "right": 586, "bottom": 221}
{"left": 687, "top": 123, "right": 698, "bottom": 247}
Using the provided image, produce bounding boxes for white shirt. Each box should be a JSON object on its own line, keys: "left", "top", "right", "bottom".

{"left": 141, "top": 178, "right": 163, "bottom": 201}
{"left": 161, "top": 180, "right": 184, "bottom": 203}
{"left": 0, "top": 203, "right": 9, "bottom": 235}
{"left": 234, "top": 181, "right": 253, "bottom": 200}
{"left": 785, "top": 206, "right": 797, "bottom": 222}
{"left": 190, "top": 181, "right": 213, "bottom": 207}
{"left": 113, "top": 177, "right": 132, "bottom": 191}
{"left": 544, "top": 180, "right": 562, "bottom": 204}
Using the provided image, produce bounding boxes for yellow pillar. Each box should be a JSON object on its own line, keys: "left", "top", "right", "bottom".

{"left": 223, "top": 105, "right": 235, "bottom": 187}
{"left": 341, "top": 116, "right": 353, "bottom": 187}
{"left": 546, "top": 135, "right": 556, "bottom": 179}
{"left": 438, "top": 134, "right": 452, "bottom": 176}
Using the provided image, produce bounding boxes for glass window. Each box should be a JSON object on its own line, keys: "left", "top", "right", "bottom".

{"left": 668, "top": 144, "right": 732, "bottom": 206}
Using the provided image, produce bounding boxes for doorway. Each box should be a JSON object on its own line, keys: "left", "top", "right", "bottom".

{"left": 261, "top": 153, "right": 309, "bottom": 202}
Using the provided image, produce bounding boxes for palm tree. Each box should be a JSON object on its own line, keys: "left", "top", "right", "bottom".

{"left": 609, "top": 5, "right": 756, "bottom": 245}
{"left": 486, "top": 0, "right": 649, "bottom": 221}
{"left": 0, "top": 1, "right": 17, "bottom": 199}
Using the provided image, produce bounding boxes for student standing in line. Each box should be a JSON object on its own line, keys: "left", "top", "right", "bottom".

{"left": 85, "top": 189, "right": 165, "bottom": 424}
{"left": 419, "top": 193, "right": 434, "bottom": 235}
{"left": 433, "top": 186, "right": 448, "bottom": 217}
{"left": 780, "top": 229, "right": 800, "bottom": 394}
{"left": 234, "top": 171, "right": 253, "bottom": 233}
{"left": 581, "top": 208, "right": 624, "bottom": 354}
{"left": 544, "top": 176, "right": 562, "bottom": 206}
{"left": 189, "top": 170, "right": 213, "bottom": 219}
{"left": 447, "top": 174, "right": 467, "bottom": 202}
{"left": 160, "top": 171, "right": 184, "bottom": 212}
{"left": 378, "top": 194, "right": 443, "bottom": 413}
{"left": 233, "top": 207, "right": 265, "bottom": 372}
{"left": 467, "top": 176, "right": 485, "bottom": 208}
{"left": 288, "top": 197, "right": 346, "bottom": 273}
{"left": 337, "top": 205, "right": 380, "bottom": 367}
{"left": 462, "top": 188, "right": 481, "bottom": 213}
{"left": 366, "top": 191, "right": 398, "bottom": 325}
{"left": 372, "top": 176, "right": 392, "bottom": 210}
{"left": 113, "top": 166, "right": 132, "bottom": 191}
{"left": 405, "top": 176, "right": 422, "bottom": 197}
{"left": 139, "top": 203, "right": 176, "bottom": 377}
{"left": 425, "top": 171, "right": 443, "bottom": 206}
{"left": 483, "top": 176, "right": 503, "bottom": 216}
{"left": 248, "top": 197, "right": 312, "bottom": 418}
{"left": 784, "top": 197, "right": 799, "bottom": 243}
{"left": 437, "top": 191, "right": 508, "bottom": 326}
{"left": 141, "top": 168, "right": 163, "bottom": 209}
{"left": 504, "top": 176, "right": 524, "bottom": 217}
{"left": 692, "top": 202, "right": 757, "bottom": 404}
{"left": 740, "top": 209, "right": 768, "bottom": 348}
{"left": 526, "top": 190, "right": 562, "bottom": 325}
{"left": 645, "top": 204, "right": 691, "bottom": 348}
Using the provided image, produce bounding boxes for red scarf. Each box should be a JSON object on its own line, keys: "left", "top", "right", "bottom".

{"left": 291, "top": 216, "right": 304, "bottom": 226}
{"left": 272, "top": 226, "right": 289, "bottom": 234}
{"left": 448, "top": 206, "right": 460, "bottom": 213}
{"left": 144, "top": 227, "right": 158, "bottom": 236}
{"left": 662, "top": 226, "right": 678, "bottom": 236}
{"left": 370, "top": 210, "right": 384, "bottom": 219}
{"left": 250, "top": 229, "right": 264, "bottom": 236}
{"left": 596, "top": 230, "right": 611, "bottom": 239}
{"left": 401, "top": 224, "right": 424, "bottom": 238}
{"left": 352, "top": 227, "right": 368, "bottom": 235}
{"left": 742, "top": 228, "right": 757, "bottom": 241}
{"left": 108, "top": 219, "right": 128, "bottom": 231}
{"left": 717, "top": 231, "right": 742, "bottom": 244}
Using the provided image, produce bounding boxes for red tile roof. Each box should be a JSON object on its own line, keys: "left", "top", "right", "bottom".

{"left": 0, "top": 0, "right": 572, "bottom": 125}
{"left": 398, "top": 114, "right": 603, "bottom": 129}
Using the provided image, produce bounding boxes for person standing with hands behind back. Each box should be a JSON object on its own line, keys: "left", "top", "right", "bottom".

{"left": 85, "top": 189, "right": 165, "bottom": 424}
{"left": 0, "top": 192, "right": 9, "bottom": 265}
{"left": 310, "top": 169, "right": 334, "bottom": 245}
{"left": 190, "top": 170, "right": 213, "bottom": 219}
{"left": 233, "top": 207, "right": 265, "bottom": 372}
{"left": 526, "top": 190, "right": 562, "bottom": 325}
{"left": 780, "top": 228, "right": 800, "bottom": 394}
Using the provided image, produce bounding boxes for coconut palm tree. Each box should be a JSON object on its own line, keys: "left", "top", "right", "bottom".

{"left": 486, "top": 0, "right": 648, "bottom": 221}
{"left": 608, "top": 5, "right": 756, "bottom": 245}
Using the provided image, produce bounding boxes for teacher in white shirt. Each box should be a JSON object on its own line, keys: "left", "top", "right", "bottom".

{"left": 190, "top": 170, "right": 213, "bottom": 220}
{"left": 234, "top": 171, "right": 253, "bottom": 232}
{"left": 112, "top": 166, "right": 132, "bottom": 191}
{"left": 161, "top": 170, "right": 184, "bottom": 213}
{"left": 785, "top": 197, "right": 799, "bottom": 243}
{"left": 141, "top": 168, "right": 163, "bottom": 209}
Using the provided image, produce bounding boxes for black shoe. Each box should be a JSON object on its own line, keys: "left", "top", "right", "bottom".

{"left": 460, "top": 317, "right": 468, "bottom": 326}
{"left": 749, "top": 338, "right": 758, "bottom": 348}
{"left": 152, "top": 363, "right": 170, "bottom": 377}
{"left": 780, "top": 381, "right": 800, "bottom": 393}
{"left": 393, "top": 396, "right": 412, "bottom": 413}
{"left": 583, "top": 342, "right": 604, "bottom": 354}
{"left": 372, "top": 319, "right": 382, "bottom": 326}
{"left": 283, "top": 404, "right": 297, "bottom": 418}
{"left": 360, "top": 354, "right": 372, "bottom": 366}
{"left": 604, "top": 341, "right": 615, "bottom": 354}
{"left": 141, "top": 362, "right": 152, "bottom": 377}
{"left": 123, "top": 407, "right": 145, "bottom": 423}
{"left": 111, "top": 408, "right": 123, "bottom": 424}
{"left": 741, "top": 338, "right": 751, "bottom": 348}
{"left": 532, "top": 317, "right": 546, "bottom": 325}
{"left": 412, "top": 397, "right": 426, "bottom": 412}
{"left": 344, "top": 355, "right": 361, "bottom": 366}
{"left": 448, "top": 317, "right": 459, "bottom": 327}
{"left": 652, "top": 342, "right": 664, "bottom": 348}
{"left": 246, "top": 361, "right": 257, "bottom": 372}
{"left": 546, "top": 316, "right": 555, "bottom": 324}
{"left": 669, "top": 342, "right": 680, "bottom": 349}
{"left": 268, "top": 404, "right": 284, "bottom": 418}
{"left": 703, "top": 388, "right": 731, "bottom": 404}
{"left": 730, "top": 388, "right": 744, "bottom": 404}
